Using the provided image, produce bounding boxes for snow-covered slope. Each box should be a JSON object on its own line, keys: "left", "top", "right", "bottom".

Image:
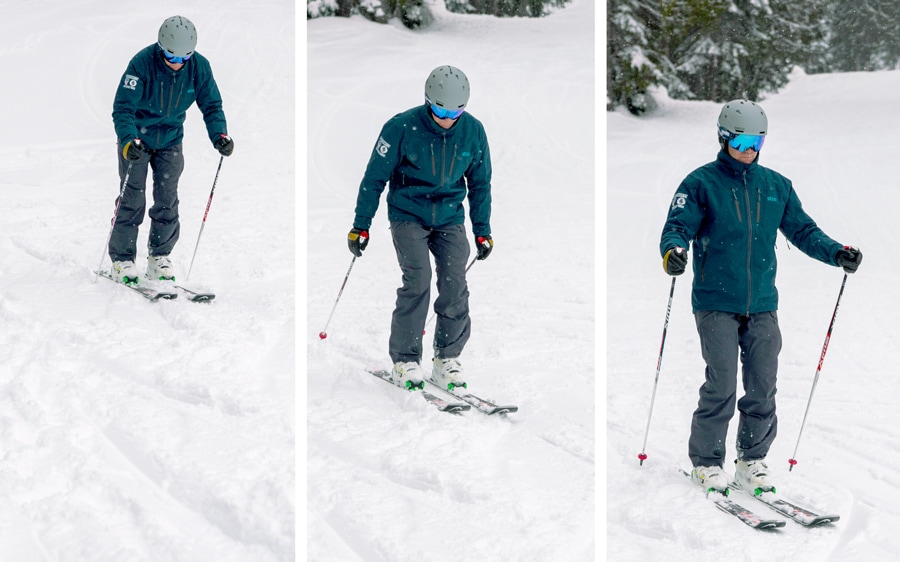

{"left": 0, "top": 2, "right": 294, "bottom": 560}
{"left": 608, "top": 69, "right": 900, "bottom": 560}
{"left": 306, "top": 2, "right": 595, "bottom": 560}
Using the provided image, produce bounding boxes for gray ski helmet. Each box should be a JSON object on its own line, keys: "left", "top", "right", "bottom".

{"left": 717, "top": 99, "right": 767, "bottom": 146}
{"left": 158, "top": 16, "right": 197, "bottom": 58}
{"left": 424, "top": 66, "right": 470, "bottom": 110}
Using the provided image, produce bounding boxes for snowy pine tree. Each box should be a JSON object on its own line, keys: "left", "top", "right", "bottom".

{"left": 828, "top": 0, "right": 900, "bottom": 72}
{"left": 607, "top": 0, "right": 826, "bottom": 109}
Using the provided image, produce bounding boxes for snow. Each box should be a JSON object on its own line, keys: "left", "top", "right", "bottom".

{"left": 306, "top": 1, "right": 595, "bottom": 561}
{"left": 608, "top": 68, "right": 900, "bottom": 559}
{"left": 0, "top": 2, "right": 294, "bottom": 561}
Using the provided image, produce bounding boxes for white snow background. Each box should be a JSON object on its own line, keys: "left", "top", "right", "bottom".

{"left": 306, "top": 1, "right": 595, "bottom": 561}
{"left": 608, "top": 69, "right": 900, "bottom": 559}
{"left": 0, "top": 1, "right": 294, "bottom": 561}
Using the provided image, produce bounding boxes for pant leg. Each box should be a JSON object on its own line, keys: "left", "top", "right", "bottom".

{"left": 147, "top": 144, "right": 184, "bottom": 257}
{"left": 389, "top": 221, "right": 432, "bottom": 364}
{"left": 690, "top": 310, "right": 741, "bottom": 468}
{"left": 429, "top": 223, "right": 471, "bottom": 359}
{"left": 109, "top": 143, "right": 150, "bottom": 262}
{"left": 736, "top": 311, "right": 782, "bottom": 460}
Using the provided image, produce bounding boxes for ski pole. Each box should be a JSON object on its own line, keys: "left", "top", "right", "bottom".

{"left": 789, "top": 272, "right": 849, "bottom": 472}
{"left": 423, "top": 256, "right": 477, "bottom": 335}
{"left": 94, "top": 160, "right": 134, "bottom": 282}
{"left": 319, "top": 255, "right": 358, "bottom": 340}
{"left": 638, "top": 276, "right": 677, "bottom": 466}
{"left": 186, "top": 155, "right": 224, "bottom": 281}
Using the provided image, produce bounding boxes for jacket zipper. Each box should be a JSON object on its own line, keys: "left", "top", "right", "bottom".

{"left": 756, "top": 187, "right": 761, "bottom": 224}
{"left": 430, "top": 145, "right": 436, "bottom": 176}
{"left": 731, "top": 187, "right": 742, "bottom": 223}
{"left": 448, "top": 143, "right": 457, "bottom": 178}
{"left": 743, "top": 169, "right": 753, "bottom": 314}
{"left": 157, "top": 73, "right": 184, "bottom": 147}
{"left": 700, "top": 238, "right": 708, "bottom": 282}
{"left": 435, "top": 136, "right": 447, "bottom": 224}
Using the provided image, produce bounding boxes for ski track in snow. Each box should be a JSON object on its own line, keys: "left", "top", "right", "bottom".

{"left": 609, "top": 68, "right": 900, "bottom": 560}
{"left": 307, "top": 2, "right": 595, "bottom": 561}
{"left": 1, "top": 2, "right": 294, "bottom": 561}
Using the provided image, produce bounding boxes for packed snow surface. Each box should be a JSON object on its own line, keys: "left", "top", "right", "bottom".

{"left": 306, "top": 2, "right": 595, "bottom": 560}
{"left": 608, "top": 69, "right": 900, "bottom": 560}
{"left": 0, "top": 2, "right": 294, "bottom": 560}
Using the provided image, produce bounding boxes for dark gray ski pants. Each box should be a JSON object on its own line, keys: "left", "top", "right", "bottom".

{"left": 689, "top": 310, "right": 782, "bottom": 468}
{"left": 108, "top": 143, "right": 184, "bottom": 262}
{"left": 389, "top": 221, "right": 471, "bottom": 364}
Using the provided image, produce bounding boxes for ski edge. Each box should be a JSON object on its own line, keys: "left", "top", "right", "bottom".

{"left": 728, "top": 484, "right": 840, "bottom": 526}
{"left": 425, "top": 381, "right": 518, "bottom": 415}
{"left": 172, "top": 284, "right": 216, "bottom": 302}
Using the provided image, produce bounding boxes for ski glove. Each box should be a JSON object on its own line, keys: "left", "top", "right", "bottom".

{"left": 663, "top": 247, "right": 687, "bottom": 276}
{"left": 348, "top": 228, "right": 369, "bottom": 257}
{"left": 835, "top": 246, "right": 862, "bottom": 273}
{"left": 214, "top": 134, "right": 234, "bottom": 157}
{"left": 123, "top": 139, "right": 151, "bottom": 162}
{"left": 476, "top": 235, "right": 493, "bottom": 260}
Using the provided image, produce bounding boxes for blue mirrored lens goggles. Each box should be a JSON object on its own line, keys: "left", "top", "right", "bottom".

{"left": 162, "top": 50, "right": 192, "bottom": 64}
{"left": 729, "top": 134, "right": 765, "bottom": 152}
{"left": 430, "top": 103, "right": 465, "bottom": 120}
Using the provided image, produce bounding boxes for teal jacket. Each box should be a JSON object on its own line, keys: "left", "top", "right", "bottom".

{"left": 353, "top": 105, "right": 492, "bottom": 237}
{"left": 112, "top": 44, "right": 227, "bottom": 150}
{"left": 660, "top": 150, "right": 843, "bottom": 314}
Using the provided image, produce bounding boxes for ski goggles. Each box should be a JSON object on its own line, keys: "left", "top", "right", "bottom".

{"left": 429, "top": 103, "right": 465, "bottom": 120}
{"left": 162, "top": 50, "right": 192, "bottom": 64}
{"left": 728, "top": 133, "right": 765, "bottom": 152}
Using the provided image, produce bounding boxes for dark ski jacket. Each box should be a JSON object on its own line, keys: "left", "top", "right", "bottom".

{"left": 660, "top": 150, "right": 843, "bottom": 314}
{"left": 112, "top": 44, "right": 227, "bottom": 150}
{"left": 353, "top": 105, "right": 492, "bottom": 237}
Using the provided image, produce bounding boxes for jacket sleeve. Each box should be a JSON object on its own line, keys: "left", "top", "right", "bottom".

{"left": 112, "top": 58, "right": 145, "bottom": 145}
{"left": 465, "top": 124, "right": 492, "bottom": 237}
{"left": 194, "top": 58, "right": 228, "bottom": 144}
{"left": 779, "top": 184, "right": 842, "bottom": 265}
{"left": 659, "top": 176, "right": 704, "bottom": 257}
{"left": 353, "top": 119, "right": 403, "bottom": 230}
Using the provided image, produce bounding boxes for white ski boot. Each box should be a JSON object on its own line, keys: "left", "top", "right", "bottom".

{"left": 111, "top": 260, "right": 139, "bottom": 285}
{"left": 431, "top": 357, "right": 467, "bottom": 391}
{"left": 147, "top": 255, "right": 175, "bottom": 281}
{"left": 735, "top": 459, "right": 775, "bottom": 495}
{"left": 692, "top": 465, "right": 730, "bottom": 495}
{"left": 391, "top": 361, "right": 425, "bottom": 391}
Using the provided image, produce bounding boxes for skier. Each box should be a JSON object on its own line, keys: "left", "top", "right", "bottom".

{"left": 348, "top": 65, "right": 493, "bottom": 391}
{"left": 659, "top": 99, "right": 863, "bottom": 495}
{"left": 109, "top": 15, "right": 234, "bottom": 285}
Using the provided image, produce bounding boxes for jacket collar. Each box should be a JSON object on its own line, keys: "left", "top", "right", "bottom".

{"left": 716, "top": 149, "right": 759, "bottom": 176}
{"left": 154, "top": 45, "right": 189, "bottom": 75}
{"left": 418, "top": 104, "right": 462, "bottom": 135}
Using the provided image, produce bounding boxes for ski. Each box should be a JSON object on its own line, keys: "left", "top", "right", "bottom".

{"left": 710, "top": 494, "right": 786, "bottom": 530}
{"left": 728, "top": 484, "right": 840, "bottom": 526}
{"left": 425, "top": 381, "right": 518, "bottom": 415}
{"left": 368, "top": 370, "right": 470, "bottom": 414}
{"left": 95, "top": 270, "right": 177, "bottom": 301}
{"left": 172, "top": 284, "right": 216, "bottom": 303}
{"left": 680, "top": 470, "right": 785, "bottom": 530}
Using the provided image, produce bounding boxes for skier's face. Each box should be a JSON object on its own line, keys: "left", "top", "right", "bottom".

{"left": 431, "top": 113, "right": 457, "bottom": 130}
{"left": 727, "top": 143, "right": 759, "bottom": 164}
